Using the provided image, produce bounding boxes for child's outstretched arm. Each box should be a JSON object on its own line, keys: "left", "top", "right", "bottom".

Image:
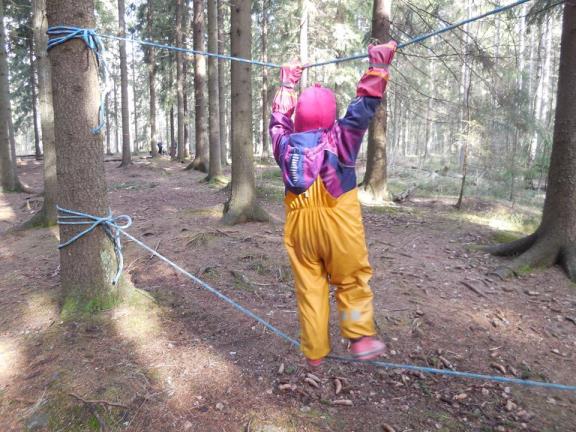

{"left": 337, "top": 41, "right": 397, "bottom": 165}
{"left": 269, "top": 63, "right": 303, "bottom": 164}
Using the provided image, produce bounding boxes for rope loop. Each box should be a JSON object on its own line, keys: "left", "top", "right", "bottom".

{"left": 47, "top": 26, "right": 111, "bottom": 134}
{"left": 57, "top": 206, "right": 132, "bottom": 285}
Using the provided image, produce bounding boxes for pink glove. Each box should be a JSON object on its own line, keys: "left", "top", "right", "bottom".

{"left": 280, "top": 63, "right": 303, "bottom": 89}
{"left": 357, "top": 41, "right": 397, "bottom": 98}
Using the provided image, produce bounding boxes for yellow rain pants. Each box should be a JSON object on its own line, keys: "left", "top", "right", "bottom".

{"left": 284, "top": 178, "right": 376, "bottom": 360}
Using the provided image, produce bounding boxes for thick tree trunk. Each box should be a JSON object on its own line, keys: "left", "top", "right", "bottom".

{"left": 222, "top": 0, "right": 269, "bottom": 225}
{"left": 187, "top": 0, "right": 208, "bottom": 172}
{"left": 260, "top": 0, "right": 271, "bottom": 161}
{"left": 147, "top": 0, "right": 158, "bottom": 158}
{"left": 48, "top": 0, "right": 129, "bottom": 312}
{"left": 20, "top": 0, "right": 58, "bottom": 228}
{"left": 176, "top": 0, "right": 186, "bottom": 162}
{"left": 0, "top": 0, "right": 25, "bottom": 192}
{"left": 207, "top": 0, "right": 222, "bottom": 180}
{"left": 217, "top": 0, "right": 228, "bottom": 166}
{"left": 487, "top": 3, "right": 576, "bottom": 282}
{"left": 359, "top": 0, "right": 392, "bottom": 204}
{"left": 118, "top": 0, "right": 132, "bottom": 167}
{"left": 28, "top": 36, "right": 42, "bottom": 160}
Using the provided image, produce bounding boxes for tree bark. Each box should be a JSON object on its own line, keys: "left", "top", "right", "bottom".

{"left": 359, "top": 0, "right": 392, "bottom": 204}
{"left": 170, "top": 104, "right": 176, "bottom": 158}
{"left": 19, "top": 0, "right": 58, "bottom": 228}
{"left": 176, "top": 0, "right": 186, "bottom": 162}
{"left": 114, "top": 77, "right": 119, "bottom": 153}
{"left": 118, "top": 0, "right": 132, "bottom": 167}
{"left": 260, "top": 0, "right": 271, "bottom": 161}
{"left": 48, "top": 0, "right": 129, "bottom": 312}
{"left": 222, "top": 0, "right": 269, "bottom": 225}
{"left": 187, "top": 0, "right": 208, "bottom": 172}
{"left": 28, "top": 35, "right": 42, "bottom": 160}
{"left": 131, "top": 34, "right": 139, "bottom": 154}
{"left": 0, "top": 0, "right": 25, "bottom": 192}
{"left": 217, "top": 0, "right": 228, "bottom": 166}
{"left": 487, "top": 3, "right": 576, "bottom": 282}
{"left": 105, "top": 93, "right": 111, "bottom": 154}
{"left": 207, "top": 0, "right": 222, "bottom": 180}
{"left": 298, "top": 0, "right": 309, "bottom": 88}
{"left": 147, "top": 1, "right": 158, "bottom": 158}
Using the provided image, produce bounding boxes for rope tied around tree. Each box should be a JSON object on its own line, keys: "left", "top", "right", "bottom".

{"left": 57, "top": 206, "right": 132, "bottom": 285}
{"left": 53, "top": 208, "right": 576, "bottom": 392}
{"left": 47, "top": 26, "right": 111, "bottom": 134}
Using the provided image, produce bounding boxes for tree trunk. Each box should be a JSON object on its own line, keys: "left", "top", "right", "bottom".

{"left": 359, "top": 0, "right": 391, "bottom": 204}
{"left": 147, "top": 12, "right": 158, "bottom": 159}
{"left": 176, "top": 0, "right": 186, "bottom": 162}
{"left": 487, "top": 3, "right": 576, "bottom": 282}
{"left": 187, "top": 0, "right": 208, "bottom": 172}
{"left": 118, "top": 0, "right": 132, "bottom": 167}
{"left": 260, "top": 0, "right": 271, "bottom": 161}
{"left": 223, "top": 0, "right": 269, "bottom": 225}
{"left": 131, "top": 35, "right": 139, "bottom": 154}
{"left": 146, "top": 0, "right": 158, "bottom": 158}
{"left": 114, "top": 77, "right": 119, "bottom": 153}
{"left": 170, "top": 104, "right": 176, "bottom": 159}
{"left": 28, "top": 35, "right": 42, "bottom": 160}
{"left": 48, "top": 0, "right": 129, "bottom": 312}
{"left": 298, "top": 0, "right": 309, "bottom": 88}
{"left": 207, "top": 0, "right": 222, "bottom": 180}
{"left": 20, "top": 0, "right": 58, "bottom": 227}
{"left": 184, "top": 61, "right": 190, "bottom": 159}
{"left": 105, "top": 93, "right": 111, "bottom": 154}
{"left": 217, "top": 0, "right": 228, "bottom": 166}
{"left": 0, "top": 0, "right": 25, "bottom": 192}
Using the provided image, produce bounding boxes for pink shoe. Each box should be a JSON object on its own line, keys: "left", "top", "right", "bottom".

{"left": 350, "top": 336, "right": 386, "bottom": 360}
{"left": 306, "top": 357, "right": 324, "bottom": 368}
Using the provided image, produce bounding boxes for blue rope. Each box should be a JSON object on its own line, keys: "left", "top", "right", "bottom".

{"left": 93, "top": 0, "right": 534, "bottom": 71}
{"left": 97, "top": 33, "right": 281, "bottom": 69}
{"left": 305, "top": 0, "right": 534, "bottom": 69}
{"left": 47, "top": 26, "right": 111, "bottom": 134}
{"left": 56, "top": 206, "right": 132, "bottom": 285}
{"left": 52, "top": 206, "right": 575, "bottom": 392}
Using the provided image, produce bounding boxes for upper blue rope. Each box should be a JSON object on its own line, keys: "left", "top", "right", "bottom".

{"left": 57, "top": 206, "right": 132, "bottom": 285}
{"left": 47, "top": 26, "right": 110, "bottom": 135}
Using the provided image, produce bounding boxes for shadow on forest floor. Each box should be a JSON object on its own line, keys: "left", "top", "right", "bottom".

{"left": 0, "top": 156, "right": 574, "bottom": 432}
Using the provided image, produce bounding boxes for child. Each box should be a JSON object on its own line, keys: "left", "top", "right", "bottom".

{"left": 269, "top": 42, "right": 397, "bottom": 367}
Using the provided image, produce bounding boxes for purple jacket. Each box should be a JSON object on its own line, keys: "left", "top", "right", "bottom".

{"left": 269, "top": 95, "right": 382, "bottom": 198}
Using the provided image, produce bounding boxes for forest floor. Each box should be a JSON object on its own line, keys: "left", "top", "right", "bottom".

{"left": 0, "top": 156, "right": 575, "bottom": 432}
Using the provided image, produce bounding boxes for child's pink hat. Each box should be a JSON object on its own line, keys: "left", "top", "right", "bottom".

{"left": 294, "top": 84, "right": 337, "bottom": 132}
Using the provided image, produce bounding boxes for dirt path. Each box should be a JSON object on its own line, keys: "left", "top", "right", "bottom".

{"left": 0, "top": 157, "right": 575, "bottom": 431}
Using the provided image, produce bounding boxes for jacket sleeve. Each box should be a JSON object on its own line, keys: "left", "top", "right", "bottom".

{"left": 336, "top": 41, "right": 396, "bottom": 165}
{"left": 269, "top": 86, "right": 297, "bottom": 164}
{"left": 336, "top": 96, "right": 382, "bottom": 165}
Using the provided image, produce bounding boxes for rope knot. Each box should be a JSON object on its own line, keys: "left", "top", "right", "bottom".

{"left": 47, "top": 26, "right": 110, "bottom": 134}
{"left": 57, "top": 206, "right": 132, "bottom": 285}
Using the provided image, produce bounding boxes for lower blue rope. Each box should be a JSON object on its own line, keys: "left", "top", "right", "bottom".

{"left": 47, "top": 26, "right": 110, "bottom": 134}
{"left": 55, "top": 207, "right": 576, "bottom": 392}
